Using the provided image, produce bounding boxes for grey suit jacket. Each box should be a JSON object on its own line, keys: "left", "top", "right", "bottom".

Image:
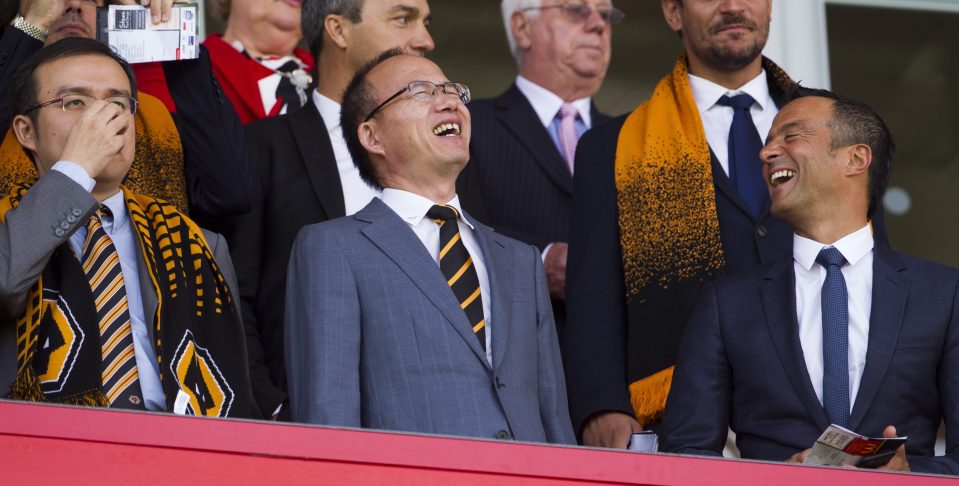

{"left": 0, "top": 171, "right": 245, "bottom": 402}
{"left": 284, "top": 197, "right": 575, "bottom": 444}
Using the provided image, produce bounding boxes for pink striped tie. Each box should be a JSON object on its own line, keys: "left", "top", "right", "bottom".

{"left": 557, "top": 103, "right": 579, "bottom": 174}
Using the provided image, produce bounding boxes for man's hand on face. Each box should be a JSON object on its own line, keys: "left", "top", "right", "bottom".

{"left": 59, "top": 100, "right": 132, "bottom": 179}
{"left": 113, "top": 0, "right": 189, "bottom": 24}
{"left": 544, "top": 242, "right": 568, "bottom": 300}
{"left": 581, "top": 411, "right": 642, "bottom": 448}
{"left": 21, "top": 0, "right": 65, "bottom": 31}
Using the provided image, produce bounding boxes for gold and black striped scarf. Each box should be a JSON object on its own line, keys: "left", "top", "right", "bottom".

{"left": 0, "top": 183, "right": 255, "bottom": 418}
{"left": 615, "top": 53, "right": 793, "bottom": 425}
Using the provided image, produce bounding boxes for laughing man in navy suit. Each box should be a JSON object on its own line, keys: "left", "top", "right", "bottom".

{"left": 660, "top": 87, "right": 959, "bottom": 475}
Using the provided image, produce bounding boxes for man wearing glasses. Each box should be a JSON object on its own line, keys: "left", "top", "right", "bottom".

{"left": 0, "top": 38, "right": 257, "bottom": 418}
{"left": 283, "top": 50, "right": 575, "bottom": 444}
{"left": 458, "top": 0, "right": 620, "bottom": 343}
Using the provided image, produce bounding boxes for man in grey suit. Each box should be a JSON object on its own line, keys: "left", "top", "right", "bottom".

{"left": 284, "top": 50, "right": 575, "bottom": 444}
{"left": 0, "top": 38, "right": 256, "bottom": 418}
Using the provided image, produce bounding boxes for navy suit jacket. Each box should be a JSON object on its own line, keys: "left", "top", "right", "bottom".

{"left": 660, "top": 244, "right": 959, "bottom": 475}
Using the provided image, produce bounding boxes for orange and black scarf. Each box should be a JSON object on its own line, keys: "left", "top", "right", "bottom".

{"left": 0, "top": 183, "right": 255, "bottom": 418}
{"left": 615, "top": 53, "right": 793, "bottom": 425}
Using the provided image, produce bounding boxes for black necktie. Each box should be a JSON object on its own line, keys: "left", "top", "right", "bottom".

{"left": 275, "top": 60, "right": 305, "bottom": 112}
{"left": 426, "top": 205, "right": 486, "bottom": 351}
{"left": 716, "top": 94, "right": 768, "bottom": 218}
{"left": 817, "top": 247, "right": 849, "bottom": 427}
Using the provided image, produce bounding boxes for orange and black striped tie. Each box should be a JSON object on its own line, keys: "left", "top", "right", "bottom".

{"left": 81, "top": 206, "right": 144, "bottom": 409}
{"left": 427, "top": 205, "right": 486, "bottom": 351}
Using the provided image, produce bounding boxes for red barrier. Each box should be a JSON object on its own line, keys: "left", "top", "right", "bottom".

{"left": 0, "top": 400, "right": 950, "bottom": 485}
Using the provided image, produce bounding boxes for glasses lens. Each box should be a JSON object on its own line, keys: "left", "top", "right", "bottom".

{"left": 603, "top": 7, "right": 625, "bottom": 25}
{"left": 61, "top": 95, "right": 92, "bottom": 112}
{"left": 564, "top": 4, "right": 592, "bottom": 21}
{"left": 409, "top": 81, "right": 436, "bottom": 101}
{"left": 106, "top": 96, "right": 133, "bottom": 112}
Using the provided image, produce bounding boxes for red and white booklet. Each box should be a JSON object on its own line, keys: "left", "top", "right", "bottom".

{"left": 803, "top": 424, "right": 907, "bottom": 468}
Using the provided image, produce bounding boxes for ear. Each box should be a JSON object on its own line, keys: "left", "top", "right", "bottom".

{"left": 845, "top": 143, "right": 872, "bottom": 177}
{"left": 662, "top": 0, "right": 684, "bottom": 33}
{"left": 358, "top": 121, "right": 386, "bottom": 158}
{"left": 325, "top": 15, "right": 349, "bottom": 50}
{"left": 12, "top": 114, "right": 38, "bottom": 156}
{"left": 511, "top": 11, "right": 533, "bottom": 52}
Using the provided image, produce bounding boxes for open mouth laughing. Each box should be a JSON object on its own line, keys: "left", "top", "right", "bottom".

{"left": 432, "top": 122, "right": 461, "bottom": 137}
{"left": 769, "top": 169, "right": 795, "bottom": 187}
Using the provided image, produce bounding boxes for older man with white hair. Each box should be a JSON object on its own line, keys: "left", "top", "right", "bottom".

{"left": 457, "top": 0, "right": 620, "bottom": 343}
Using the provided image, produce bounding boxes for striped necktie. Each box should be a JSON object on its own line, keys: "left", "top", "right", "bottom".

{"left": 81, "top": 206, "right": 145, "bottom": 409}
{"left": 426, "top": 205, "right": 486, "bottom": 351}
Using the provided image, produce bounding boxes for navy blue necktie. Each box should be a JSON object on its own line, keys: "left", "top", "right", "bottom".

{"left": 816, "top": 247, "right": 849, "bottom": 427}
{"left": 716, "top": 94, "right": 768, "bottom": 218}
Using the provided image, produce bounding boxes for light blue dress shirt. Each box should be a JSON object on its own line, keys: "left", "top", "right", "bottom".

{"left": 54, "top": 161, "right": 166, "bottom": 411}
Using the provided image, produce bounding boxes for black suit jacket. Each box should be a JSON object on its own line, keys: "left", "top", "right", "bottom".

{"left": 223, "top": 99, "right": 345, "bottom": 417}
{"left": 458, "top": 84, "right": 610, "bottom": 339}
{"left": 660, "top": 244, "right": 959, "bottom": 475}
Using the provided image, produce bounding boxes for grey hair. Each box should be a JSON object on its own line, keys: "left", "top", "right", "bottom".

{"left": 501, "top": 0, "right": 541, "bottom": 65}
{"left": 302, "top": 0, "right": 364, "bottom": 59}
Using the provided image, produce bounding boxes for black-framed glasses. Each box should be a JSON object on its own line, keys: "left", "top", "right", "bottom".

{"left": 521, "top": 2, "right": 625, "bottom": 25}
{"left": 24, "top": 94, "right": 139, "bottom": 115}
{"left": 364, "top": 81, "right": 470, "bottom": 122}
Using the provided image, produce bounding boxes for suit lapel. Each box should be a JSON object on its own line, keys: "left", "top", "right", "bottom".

{"left": 761, "top": 259, "right": 830, "bottom": 430}
{"left": 289, "top": 99, "right": 346, "bottom": 219}
{"left": 469, "top": 216, "right": 511, "bottom": 370}
{"left": 709, "top": 149, "right": 769, "bottom": 222}
{"left": 848, "top": 245, "right": 908, "bottom": 430}
{"left": 357, "top": 200, "right": 489, "bottom": 367}
{"left": 494, "top": 85, "right": 573, "bottom": 195}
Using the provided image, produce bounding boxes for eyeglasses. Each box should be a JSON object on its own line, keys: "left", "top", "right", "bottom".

{"left": 364, "top": 81, "right": 470, "bottom": 122}
{"left": 25, "top": 94, "right": 139, "bottom": 115}
{"left": 521, "top": 2, "right": 625, "bottom": 25}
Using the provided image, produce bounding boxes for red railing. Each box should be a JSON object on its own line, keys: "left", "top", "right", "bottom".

{"left": 0, "top": 400, "right": 950, "bottom": 485}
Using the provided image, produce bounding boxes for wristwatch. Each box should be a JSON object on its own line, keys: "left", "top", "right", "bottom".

{"left": 11, "top": 14, "right": 49, "bottom": 42}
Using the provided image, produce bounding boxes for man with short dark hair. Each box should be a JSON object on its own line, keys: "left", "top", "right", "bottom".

{"left": 0, "top": 38, "right": 256, "bottom": 418}
{"left": 283, "top": 51, "right": 574, "bottom": 443}
{"left": 0, "top": 0, "right": 257, "bottom": 222}
{"left": 564, "top": 0, "right": 800, "bottom": 448}
{"left": 660, "top": 88, "right": 959, "bottom": 475}
{"left": 224, "top": 0, "right": 434, "bottom": 419}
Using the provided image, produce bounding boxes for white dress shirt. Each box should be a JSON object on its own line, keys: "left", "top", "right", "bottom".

{"left": 53, "top": 161, "right": 166, "bottom": 411}
{"left": 380, "top": 189, "right": 493, "bottom": 364}
{"left": 313, "top": 90, "right": 381, "bottom": 215}
{"left": 793, "top": 224, "right": 874, "bottom": 412}
{"left": 688, "top": 70, "right": 778, "bottom": 177}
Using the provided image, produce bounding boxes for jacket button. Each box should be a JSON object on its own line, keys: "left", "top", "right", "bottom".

{"left": 54, "top": 228, "right": 65, "bottom": 237}
{"left": 59, "top": 221, "right": 70, "bottom": 229}
{"left": 72, "top": 208, "right": 82, "bottom": 216}
{"left": 67, "top": 214, "right": 77, "bottom": 223}
{"left": 496, "top": 430, "right": 510, "bottom": 440}
{"left": 756, "top": 225, "right": 768, "bottom": 237}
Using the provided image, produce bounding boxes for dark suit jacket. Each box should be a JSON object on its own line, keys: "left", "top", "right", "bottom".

{"left": 458, "top": 84, "right": 610, "bottom": 339}
{"left": 0, "top": 28, "right": 257, "bottom": 220}
{"left": 222, "top": 99, "right": 344, "bottom": 417}
{"left": 660, "top": 244, "right": 959, "bottom": 475}
{"left": 563, "top": 114, "right": 794, "bottom": 433}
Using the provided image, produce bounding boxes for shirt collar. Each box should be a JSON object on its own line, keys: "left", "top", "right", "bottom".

{"left": 514, "top": 76, "right": 593, "bottom": 129}
{"left": 99, "top": 190, "right": 128, "bottom": 234}
{"left": 688, "top": 69, "right": 772, "bottom": 114}
{"left": 312, "top": 90, "right": 341, "bottom": 131}
{"left": 793, "top": 224, "right": 875, "bottom": 271}
{"left": 380, "top": 188, "right": 475, "bottom": 230}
